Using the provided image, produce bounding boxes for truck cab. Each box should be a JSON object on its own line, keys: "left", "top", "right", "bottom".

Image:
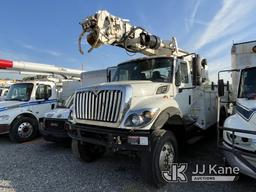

{"left": 68, "top": 55, "right": 216, "bottom": 187}
{"left": 218, "top": 41, "right": 256, "bottom": 179}
{"left": 0, "top": 81, "right": 57, "bottom": 142}
{"left": 70, "top": 10, "right": 217, "bottom": 187}
{"left": 220, "top": 67, "right": 256, "bottom": 179}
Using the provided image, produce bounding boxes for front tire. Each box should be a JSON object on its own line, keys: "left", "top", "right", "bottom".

{"left": 9, "top": 116, "right": 38, "bottom": 143}
{"left": 71, "top": 140, "right": 106, "bottom": 162}
{"left": 141, "top": 130, "right": 178, "bottom": 187}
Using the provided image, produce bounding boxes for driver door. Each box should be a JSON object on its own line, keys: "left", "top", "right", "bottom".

{"left": 30, "top": 84, "right": 55, "bottom": 118}
{"left": 175, "top": 61, "right": 193, "bottom": 117}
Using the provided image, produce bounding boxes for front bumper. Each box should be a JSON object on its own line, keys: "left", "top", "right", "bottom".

{"left": 39, "top": 118, "right": 70, "bottom": 142}
{"left": 0, "top": 124, "right": 10, "bottom": 134}
{"left": 218, "top": 126, "right": 256, "bottom": 179}
{"left": 68, "top": 123, "right": 151, "bottom": 152}
{"left": 222, "top": 141, "right": 256, "bottom": 179}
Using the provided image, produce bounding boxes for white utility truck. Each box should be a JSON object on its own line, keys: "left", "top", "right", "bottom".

{"left": 0, "top": 59, "right": 82, "bottom": 142}
{"left": 218, "top": 40, "right": 256, "bottom": 179}
{"left": 68, "top": 10, "right": 217, "bottom": 187}
{"left": 40, "top": 69, "right": 113, "bottom": 142}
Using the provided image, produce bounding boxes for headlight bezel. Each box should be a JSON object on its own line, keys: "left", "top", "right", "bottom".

{"left": 46, "top": 113, "right": 55, "bottom": 118}
{"left": 156, "top": 85, "right": 169, "bottom": 94}
{"left": 225, "top": 131, "right": 256, "bottom": 151}
{"left": 124, "top": 108, "right": 159, "bottom": 128}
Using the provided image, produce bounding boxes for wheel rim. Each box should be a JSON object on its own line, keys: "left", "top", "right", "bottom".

{"left": 159, "top": 141, "right": 175, "bottom": 172}
{"left": 17, "top": 122, "right": 33, "bottom": 139}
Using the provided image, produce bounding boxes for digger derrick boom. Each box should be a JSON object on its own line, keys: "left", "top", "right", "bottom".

{"left": 78, "top": 10, "right": 189, "bottom": 57}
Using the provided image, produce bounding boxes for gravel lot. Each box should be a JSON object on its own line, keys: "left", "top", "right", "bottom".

{"left": 0, "top": 129, "right": 255, "bottom": 192}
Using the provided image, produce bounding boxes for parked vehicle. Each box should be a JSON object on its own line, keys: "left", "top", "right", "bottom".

{"left": 68, "top": 10, "right": 217, "bottom": 187}
{"left": 40, "top": 69, "right": 114, "bottom": 143}
{"left": 40, "top": 94, "right": 74, "bottom": 142}
{"left": 0, "top": 59, "right": 82, "bottom": 142}
{"left": 218, "top": 40, "right": 256, "bottom": 179}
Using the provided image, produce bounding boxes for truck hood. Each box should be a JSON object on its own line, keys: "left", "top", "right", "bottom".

{"left": 0, "top": 100, "right": 26, "bottom": 112}
{"left": 92, "top": 81, "right": 170, "bottom": 97}
{"left": 237, "top": 98, "right": 256, "bottom": 110}
{"left": 236, "top": 98, "right": 256, "bottom": 125}
{"left": 44, "top": 108, "right": 70, "bottom": 119}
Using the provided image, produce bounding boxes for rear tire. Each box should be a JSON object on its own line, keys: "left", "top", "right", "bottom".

{"left": 71, "top": 140, "right": 106, "bottom": 162}
{"left": 9, "top": 116, "right": 38, "bottom": 143}
{"left": 141, "top": 130, "right": 178, "bottom": 188}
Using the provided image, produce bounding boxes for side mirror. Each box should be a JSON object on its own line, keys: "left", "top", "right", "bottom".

{"left": 201, "top": 58, "right": 208, "bottom": 69}
{"left": 226, "top": 81, "right": 229, "bottom": 92}
{"left": 218, "top": 79, "right": 225, "bottom": 97}
{"left": 107, "top": 67, "right": 117, "bottom": 82}
{"left": 107, "top": 70, "right": 111, "bottom": 82}
{"left": 192, "top": 54, "right": 202, "bottom": 86}
{"left": 175, "top": 66, "right": 181, "bottom": 87}
{"left": 211, "top": 82, "right": 215, "bottom": 91}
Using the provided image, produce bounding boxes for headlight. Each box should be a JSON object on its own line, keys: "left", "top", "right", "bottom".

{"left": 131, "top": 114, "right": 144, "bottom": 126}
{"left": 124, "top": 108, "right": 159, "bottom": 127}
{"left": 57, "top": 114, "right": 62, "bottom": 118}
{"left": 0, "top": 115, "right": 10, "bottom": 121}
{"left": 225, "top": 131, "right": 256, "bottom": 149}
{"left": 156, "top": 85, "right": 169, "bottom": 94}
{"left": 46, "top": 113, "right": 54, "bottom": 118}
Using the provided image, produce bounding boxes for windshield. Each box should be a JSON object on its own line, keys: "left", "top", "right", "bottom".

{"left": 238, "top": 67, "right": 256, "bottom": 99}
{"left": 64, "top": 94, "right": 74, "bottom": 108}
{"left": 6, "top": 83, "right": 34, "bottom": 101}
{"left": 113, "top": 57, "right": 173, "bottom": 82}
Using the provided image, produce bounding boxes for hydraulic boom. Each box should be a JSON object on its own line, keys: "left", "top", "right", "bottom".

{"left": 78, "top": 10, "right": 188, "bottom": 57}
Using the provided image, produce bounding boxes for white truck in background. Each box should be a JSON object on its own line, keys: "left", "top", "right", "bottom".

{"left": 0, "top": 59, "right": 82, "bottom": 142}
{"left": 218, "top": 40, "right": 256, "bottom": 179}
{"left": 68, "top": 10, "right": 217, "bottom": 187}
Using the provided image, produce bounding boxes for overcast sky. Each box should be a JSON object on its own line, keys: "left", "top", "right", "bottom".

{"left": 0, "top": 0, "right": 256, "bottom": 81}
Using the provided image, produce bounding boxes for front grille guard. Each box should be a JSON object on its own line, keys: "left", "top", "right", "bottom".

{"left": 218, "top": 126, "right": 256, "bottom": 173}
{"left": 75, "top": 90, "right": 123, "bottom": 123}
{"left": 73, "top": 85, "right": 132, "bottom": 128}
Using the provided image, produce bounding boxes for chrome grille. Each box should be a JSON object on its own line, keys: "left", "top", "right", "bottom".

{"left": 75, "top": 90, "right": 123, "bottom": 123}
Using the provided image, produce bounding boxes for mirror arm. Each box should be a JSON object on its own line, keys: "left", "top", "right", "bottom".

{"left": 179, "top": 86, "right": 196, "bottom": 93}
